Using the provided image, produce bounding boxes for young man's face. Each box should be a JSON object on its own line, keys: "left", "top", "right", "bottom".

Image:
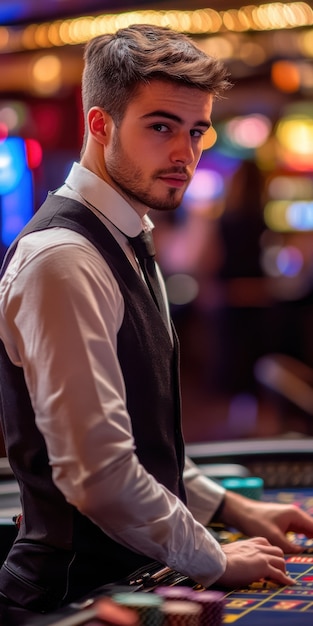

{"left": 104, "top": 79, "right": 213, "bottom": 216}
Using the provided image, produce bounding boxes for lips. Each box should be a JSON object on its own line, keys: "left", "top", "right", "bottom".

{"left": 160, "top": 174, "right": 188, "bottom": 181}
{"left": 159, "top": 174, "right": 188, "bottom": 187}
{"left": 160, "top": 178, "right": 187, "bottom": 188}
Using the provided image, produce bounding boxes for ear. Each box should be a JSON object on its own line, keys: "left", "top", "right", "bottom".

{"left": 87, "top": 107, "right": 114, "bottom": 146}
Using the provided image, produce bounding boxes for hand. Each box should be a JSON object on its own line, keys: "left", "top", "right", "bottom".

{"left": 217, "top": 536, "right": 294, "bottom": 588}
{"left": 219, "top": 491, "right": 313, "bottom": 553}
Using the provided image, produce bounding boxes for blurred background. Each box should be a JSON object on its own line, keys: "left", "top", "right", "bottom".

{"left": 1, "top": 0, "right": 313, "bottom": 446}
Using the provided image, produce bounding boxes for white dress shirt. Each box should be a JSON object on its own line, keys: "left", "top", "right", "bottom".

{"left": 0, "top": 162, "right": 226, "bottom": 587}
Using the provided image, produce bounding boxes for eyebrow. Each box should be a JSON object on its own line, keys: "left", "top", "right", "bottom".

{"left": 141, "top": 110, "right": 212, "bottom": 129}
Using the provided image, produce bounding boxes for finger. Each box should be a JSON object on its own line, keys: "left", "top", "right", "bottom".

{"left": 285, "top": 510, "right": 313, "bottom": 537}
{"left": 266, "top": 565, "right": 295, "bottom": 586}
{"left": 275, "top": 536, "right": 305, "bottom": 554}
{"left": 269, "top": 554, "right": 289, "bottom": 573}
{"left": 259, "top": 528, "right": 305, "bottom": 554}
{"left": 266, "top": 553, "right": 295, "bottom": 586}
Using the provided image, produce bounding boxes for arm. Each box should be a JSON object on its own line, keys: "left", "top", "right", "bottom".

{"left": 184, "top": 458, "right": 313, "bottom": 554}
{"left": 2, "top": 230, "right": 226, "bottom": 587}
{"left": 183, "top": 456, "right": 225, "bottom": 524}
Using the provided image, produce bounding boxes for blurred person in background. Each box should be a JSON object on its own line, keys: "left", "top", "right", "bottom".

{"left": 217, "top": 159, "right": 267, "bottom": 397}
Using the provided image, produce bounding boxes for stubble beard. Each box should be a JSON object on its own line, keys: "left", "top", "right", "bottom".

{"left": 106, "top": 133, "right": 187, "bottom": 213}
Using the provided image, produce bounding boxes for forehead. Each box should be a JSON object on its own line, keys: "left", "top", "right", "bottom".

{"left": 126, "top": 79, "right": 213, "bottom": 121}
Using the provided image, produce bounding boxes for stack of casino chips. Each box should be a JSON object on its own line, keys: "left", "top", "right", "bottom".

{"left": 112, "top": 586, "right": 224, "bottom": 626}
{"left": 112, "top": 592, "right": 164, "bottom": 626}
{"left": 161, "top": 600, "right": 201, "bottom": 626}
{"left": 156, "top": 587, "right": 224, "bottom": 626}
{"left": 189, "top": 590, "right": 224, "bottom": 626}
{"left": 154, "top": 587, "right": 201, "bottom": 626}
{"left": 154, "top": 587, "right": 195, "bottom": 602}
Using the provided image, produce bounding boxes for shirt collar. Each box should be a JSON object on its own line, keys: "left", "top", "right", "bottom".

{"left": 65, "top": 162, "right": 153, "bottom": 238}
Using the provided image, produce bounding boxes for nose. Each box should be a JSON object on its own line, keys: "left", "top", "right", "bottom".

{"left": 170, "top": 132, "right": 195, "bottom": 166}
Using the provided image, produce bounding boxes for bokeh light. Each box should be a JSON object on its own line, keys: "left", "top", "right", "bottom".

{"left": 31, "top": 54, "right": 62, "bottom": 94}
{"left": 166, "top": 273, "right": 199, "bottom": 306}
{"left": 185, "top": 168, "right": 224, "bottom": 203}
{"left": 271, "top": 60, "right": 301, "bottom": 93}
{"left": 276, "top": 245, "right": 303, "bottom": 276}
{"left": 25, "top": 138, "right": 43, "bottom": 169}
{"left": 225, "top": 114, "right": 272, "bottom": 149}
{"left": 1, "top": 168, "right": 33, "bottom": 246}
{"left": 0, "top": 137, "right": 26, "bottom": 195}
{"left": 275, "top": 106, "right": 313, "bottom": 171}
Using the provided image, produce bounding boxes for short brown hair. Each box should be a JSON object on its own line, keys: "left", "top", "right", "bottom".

{"left": 81, "top": 23, "right": 231, "bottom": 150}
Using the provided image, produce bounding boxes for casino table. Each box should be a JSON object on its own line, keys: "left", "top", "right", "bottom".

{"left": 188, "top": 436, "right": 313, "bottom": 624}
{"left": 221, "top": 553, "right": 313, "bottom": 625}
{"left": 28, "top": 437, "right": 313, "bottom": 626}
{"left": 32, "top": 528, "right": 313, "bottom": 626}
{"left": 215, "top": 488, "right": 313, "bottom": 625}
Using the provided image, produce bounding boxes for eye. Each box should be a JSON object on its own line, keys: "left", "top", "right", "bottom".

{"left": 151, "top": 123, "right": 169, "bottom": 133}
{"left": 190, "top": 129, "right": 206, "bottom": 138}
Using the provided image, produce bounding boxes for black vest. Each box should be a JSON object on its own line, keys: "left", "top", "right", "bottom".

{"left": 0, "top": 194, "right": 185, "bottom": 612}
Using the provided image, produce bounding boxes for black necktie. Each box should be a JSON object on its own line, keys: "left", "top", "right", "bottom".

{"left": 128, "top": 230, "right": 168, "bottom": 325}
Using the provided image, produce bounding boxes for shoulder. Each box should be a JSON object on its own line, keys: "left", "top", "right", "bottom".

{"left": 1, "top": 227, "right": 122, "bottom": 301}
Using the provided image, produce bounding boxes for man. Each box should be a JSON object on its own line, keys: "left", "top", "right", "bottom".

{"left": 1, "top": 23, "right": 313, "bottom": 624}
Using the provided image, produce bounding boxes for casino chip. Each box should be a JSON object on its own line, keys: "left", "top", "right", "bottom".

{"left": 189, "top": 590, "right": 224, "bottom": 626}
{"left": 154, "top": 586, "right": 224, "bottom": 626}
{"left": 161, "top": 600, "right": 201, "bottom": 626}
{"left": 112, "top": 592, "right": 164, "bottom": 626}
{"left": 154, "top": 587, "right": 194, "bottom": 600}
{"left": 221, "top": 476, "right": 264, "bottom": 500}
